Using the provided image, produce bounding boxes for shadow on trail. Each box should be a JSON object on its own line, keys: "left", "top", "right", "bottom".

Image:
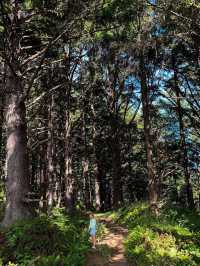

{"left": 86, "top": 217, "right": 131, "bottom": 266}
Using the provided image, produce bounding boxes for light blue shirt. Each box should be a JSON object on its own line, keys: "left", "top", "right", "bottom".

{"left": 89, "top": 218, "right": 96, "bottom": 231}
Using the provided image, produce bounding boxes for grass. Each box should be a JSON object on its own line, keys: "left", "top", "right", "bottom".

{"left": 106, "top": 202, "right": 200, "bottom": 266}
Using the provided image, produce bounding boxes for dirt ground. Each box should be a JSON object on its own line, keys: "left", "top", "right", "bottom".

{"left": 86, "top": 217, "right": 132, "bottom": 266}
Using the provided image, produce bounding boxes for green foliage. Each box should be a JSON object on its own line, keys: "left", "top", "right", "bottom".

{"left": 111, "top": 203, "right": 200, "bottom": 266}
{"left": 0, "top": 208, "right": 90, "bottom": 266}
{"left": 96, "top": 222, "right": 108, "bottom": 241}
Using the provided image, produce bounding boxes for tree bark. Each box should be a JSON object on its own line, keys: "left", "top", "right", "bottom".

{"left": 110, "top": 127, "right": 123, "bottom": 209}
{"left": 2, "top": 0, "right": 33, "bottom": 226}
{"left": 0, "top": 96, "right": 5, "bottom": 176}
{"left": 140, "top": 50, "right": 158, "bottom": 214}
{"left": 107, "top": 70, "right": 123, "bottom": 209}
{"left": 82, "top": 157, "right": 91, "bottom": 209}
{"left": 2, "top": 93, "right": 32, "bottom": 226}
{"left": 64, "top": 105, "right": 76, "bottom": 212}
{"left": 46, "top": 94, "right": 57, "bottom": 210}
{"left": 82, "top": 112, "right": 91, "bottom": 210}
{"left": 91, "top": 97, "right": 104, "bottom": 211}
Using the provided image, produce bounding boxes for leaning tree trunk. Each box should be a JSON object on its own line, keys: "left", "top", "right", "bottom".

{"left": 2, "top": 93, "right": 32, "bottom": 226}
{"left": 172, "top": 55, "right": 195, "bottom": 209}
{"left": 140, "top": 50, "right": 158, "bottom": 214}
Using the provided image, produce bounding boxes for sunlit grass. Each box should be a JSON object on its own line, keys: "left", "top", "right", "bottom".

{"left": 109, "top": 202, "right": 200, "bottom": 266}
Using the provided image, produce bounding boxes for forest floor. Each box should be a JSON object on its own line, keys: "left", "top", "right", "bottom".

{"left": 86, "top": 217, "right": 131, "bottom": 266}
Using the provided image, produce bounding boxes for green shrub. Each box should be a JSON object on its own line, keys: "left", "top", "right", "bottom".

{"left": 0, "top": 208, "right": 90, "bottom": 266}
{"left": 96, "top": 222, "right": 108, "bottom": 241}
{"left": 113, "top": 202, "right": 200, "bottom": 266}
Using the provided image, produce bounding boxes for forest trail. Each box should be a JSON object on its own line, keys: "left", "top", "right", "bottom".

{"left": 86, "top": 217, "right": 131, "bottom": 266}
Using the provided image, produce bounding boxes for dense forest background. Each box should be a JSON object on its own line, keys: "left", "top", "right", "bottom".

{"left": 0, "top": 1, "right": 200, "bottom": 265}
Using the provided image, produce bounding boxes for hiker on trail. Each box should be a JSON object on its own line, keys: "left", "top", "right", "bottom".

{"left": 88, "top": 213, "right": 97, "bottom": 249}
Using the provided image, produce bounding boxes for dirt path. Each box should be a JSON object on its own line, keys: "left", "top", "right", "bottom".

{"left": 86, "top": 217, "right": 131, "bottom": 266}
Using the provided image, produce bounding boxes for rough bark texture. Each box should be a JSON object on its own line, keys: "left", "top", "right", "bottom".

{"left": 2, "top": 94, "right": 32, "bottom": 226}
{"left": 0, "top": 96, "right": 4, "bottom": 175}
{"left": 82, "top": 157, "right": 91, "bottom": 209}
{"left": 46, "top": 94, "right": 57, "bottom": 209}
{"left": 140, "top": 50, "right": 158, "bottom": 214}
{"left": 65, "top": 108, "right": 76, "bottom": 212}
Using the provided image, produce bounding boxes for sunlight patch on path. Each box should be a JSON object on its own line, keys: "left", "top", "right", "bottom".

{"left": 86, "top": 217, "right": 130, "bottom": 266}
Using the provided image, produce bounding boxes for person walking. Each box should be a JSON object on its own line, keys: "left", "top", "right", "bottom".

{"left": 88, "top": 213, "right": 97, "bottom": 249}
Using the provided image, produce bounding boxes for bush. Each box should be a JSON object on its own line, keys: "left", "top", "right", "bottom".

{"left": 0, "top": 208, "right": 90, "bottom": 266}
{"left": 112, "top": 202, "right": 200, "bottom": 266}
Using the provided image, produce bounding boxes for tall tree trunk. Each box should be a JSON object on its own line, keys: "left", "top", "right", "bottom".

{"left": 64, "top": 105, "right": 75, "bottom": 212}
{"left": 93, "top": 139, "right": 108, "bottom": 211}
{"left": 93, "top": 135, "right": 107, "bottom": 211}
{"left": 110, "top": 127, "right": 123, "bottom": 209}
{"left": 82, "top": 97, "right": 92, "bottom": 210}
{"left": 91, "top": 96, "right": 105, "bottom": 211}
{"left": 107, "top": 70, "right": 123, "bottom": 209}
{"left": 2, "top": 92, "right": 32, "bottom": 226}
{"left": 82, "top": 157, "right": 91, "bottom": 209}
{"left": 40, "top": 142, "right": 48, "bottom": 212}
{"left": 140, "top": 50, "right": 158, "bottom": 214}
{"left": 46, "top": 94, "right": 56, "bottom": 210}
{"left": 93, "top": 139, "right": 102, "bottom": 211}
{"left": 172, "top": 55, "right": 195, "bottom": 209}
{"left": 39, "top": 100, "right": 49, "bottom": 212}
{"left": 2, "top": 0, "right": 33, "bottom": 226}
{"left": 0, "top": 96, "right": 5, "bottom": 176}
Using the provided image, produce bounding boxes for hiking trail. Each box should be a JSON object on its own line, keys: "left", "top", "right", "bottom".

{"left": 86, "top": 217, "right": 131, "bottom": 266}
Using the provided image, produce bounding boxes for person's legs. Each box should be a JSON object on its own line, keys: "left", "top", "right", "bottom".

{"left": 92, "top": 235, "right": 96, "bottom": 248}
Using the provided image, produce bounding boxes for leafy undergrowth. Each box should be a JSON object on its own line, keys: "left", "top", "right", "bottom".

{"left": 0, "top": 208, "right": 90, "bottom": 266}
{"left": 96, "top": 222, "right": 109, "bottom": 242}
{"left": 109, "top": 202, "right": 200, "bottom": 266}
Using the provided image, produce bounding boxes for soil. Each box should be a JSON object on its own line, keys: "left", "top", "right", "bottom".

{"left": 86, "top": 217, "right": 132, "bottom": 266}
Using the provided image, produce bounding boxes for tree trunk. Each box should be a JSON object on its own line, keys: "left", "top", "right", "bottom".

{"left": 64, "top": 109, "right": 76, "bottom": 212}
{"left": 172, "top": 55, "right": 195, "bottom": 209}
{"left": 82, "top": 111, "right": 91, "bottom": 210}
{"left": 2, "top": 0, "right": 33, "bottom": 226}
{"left": 39, "top": 143, "right": 48, "bottom": 212}
{"left": 46, "top": 94, "right": 56, "bottom": 210}
{"left": 93, "top": 133, "right": 106, "bottom": 211}
{"left": 2, "top": 93, "right": 32, "bottom": 226}
{"left": 0, "top": 96, "right": 5, "bottom": 176}
{"left": 107, "top": 70, "right": 123, "bottom": 209}
{"left": 140, "top": 50, "right": 158, "bottom": 214}
{"left": 110, "top": 131, "right": 123, "bottom": 209}
{"left": 93, "top": 146, "right": 108, "bottom": 211}
{"left": 82, "top": 157, "right": 91, "bottom": 209}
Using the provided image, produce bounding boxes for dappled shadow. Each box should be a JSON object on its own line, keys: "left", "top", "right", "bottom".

{"left": 86, "top": 244, "right": 115, "bottom": 266}
{"left": 86, "top": 217, "right": 131, "bottom": 266}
